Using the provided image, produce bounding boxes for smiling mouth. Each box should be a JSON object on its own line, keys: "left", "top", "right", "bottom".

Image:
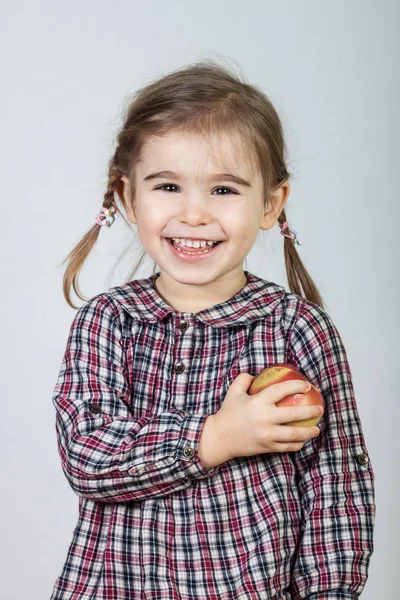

{"left": 166, "top": 238, "right": 223, "bottom": 254}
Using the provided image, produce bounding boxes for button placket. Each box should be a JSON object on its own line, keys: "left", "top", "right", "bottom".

{"left": 174, "top": 315, "right": 198, "bottom": 462}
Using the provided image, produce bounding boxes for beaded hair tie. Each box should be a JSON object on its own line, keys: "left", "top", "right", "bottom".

{"left": 95, "top": 206, "right": 117, "bottom": 228}
{"left": 280, "top": 221, "right": 303, "bottom": 246}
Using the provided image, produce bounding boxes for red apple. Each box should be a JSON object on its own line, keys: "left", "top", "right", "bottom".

{"left": 248, "top": 363, "right": 324, "bottom": 427}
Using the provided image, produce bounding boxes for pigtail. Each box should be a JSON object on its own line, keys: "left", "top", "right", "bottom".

{"left": 60, "top": 163, "right": 122, "bottom": 309}
{"left": 278, "top": 210, "right": 326, "bottom": 311}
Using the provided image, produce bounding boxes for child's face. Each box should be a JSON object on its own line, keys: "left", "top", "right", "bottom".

{"left": 119, "top": 129, "right": 288, "bottom": 290}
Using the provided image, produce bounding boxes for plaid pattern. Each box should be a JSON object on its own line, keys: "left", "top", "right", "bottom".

{"left": 50, "top": 271, "right": 375, "bottom": 599}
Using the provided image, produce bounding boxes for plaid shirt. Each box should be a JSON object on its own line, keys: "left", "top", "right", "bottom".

{"left": 50, "top": 271, "right": 375, "bottom": 600}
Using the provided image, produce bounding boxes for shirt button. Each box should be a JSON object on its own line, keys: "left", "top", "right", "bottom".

{"left": 357, "top": 453, "right": 369, "bottom": 466}
{"left": 173, "top": 361, "right": 185, "bottom": 374}
{"left": 88, "top": 403, "right": 101, "bottom": 414}
{"left": 183, "top": 446, "right": 195, "bottom": 458}
{"left": 179, "top": 320, "right": 189, "bottom": 332}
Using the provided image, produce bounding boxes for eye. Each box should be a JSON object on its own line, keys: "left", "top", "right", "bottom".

{"left": 155, "top": 183, "right": 180, "bottom": 192}
{"left": 212, "top": 186, "right": 238, "bottom": 195}
{"left": 155, "top": 184, "right": 238, "bottom": 195}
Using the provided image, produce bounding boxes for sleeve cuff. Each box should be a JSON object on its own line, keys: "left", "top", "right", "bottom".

{"left": 177, "top": 413, "right": 224, "bottom": 479}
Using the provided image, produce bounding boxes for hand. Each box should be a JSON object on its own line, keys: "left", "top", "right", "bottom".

{"left": 213, "top": 373, "right": 323, "bottom": 461}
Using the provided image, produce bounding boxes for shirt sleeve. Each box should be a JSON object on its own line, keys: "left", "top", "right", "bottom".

{"left": 285, "top": 302, "right": 376, "bottom": 599}
{"left": 52, "top": 294, "right": 222, "bottom": 503}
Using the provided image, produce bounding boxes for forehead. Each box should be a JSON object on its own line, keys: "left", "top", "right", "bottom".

{"left": 137, "top": 130, "right": 256, "bottom": 179}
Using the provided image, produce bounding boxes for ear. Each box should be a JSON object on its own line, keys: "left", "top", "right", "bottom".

{"left": 116, "top": 175, "right": 137, "bottom": 224}
{"left": 259, "top": 181, "right": 290, "bottom": 231}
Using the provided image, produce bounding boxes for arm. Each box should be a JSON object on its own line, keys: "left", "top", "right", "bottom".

{"left": 52, "top": 295, "right": 223, "bottom": 503}
{"left": 286, "top": 303, "right": 376, "bottom": 599}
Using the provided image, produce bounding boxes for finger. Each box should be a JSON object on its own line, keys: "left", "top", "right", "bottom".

{"left": 265, "top": 379, "right": 312, "bottom": 402}
{"left": 274, "top": 424, "right": 320, "bottom": 442}
{"left": 271, "top": 441, "right": 310, "bottom": 453}
{"left": 272, "top": 404, "right": 323, "bottom": 424}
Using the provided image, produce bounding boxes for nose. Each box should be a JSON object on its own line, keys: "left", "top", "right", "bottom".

{"left": 176, "top": 193, "right": 214, "bottom": 227}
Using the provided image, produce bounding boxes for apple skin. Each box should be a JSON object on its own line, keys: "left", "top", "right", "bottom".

{"left": 248, "top": 363, "right": 324, "bottom": 427}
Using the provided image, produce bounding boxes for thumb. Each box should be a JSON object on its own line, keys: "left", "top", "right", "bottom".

{"left": 233, "top": 372, "right": 256, "bottom": 390}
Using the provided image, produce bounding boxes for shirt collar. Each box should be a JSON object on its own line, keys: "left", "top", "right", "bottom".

{"left": 109, "top": 270, "right": 287, "bottom": 328}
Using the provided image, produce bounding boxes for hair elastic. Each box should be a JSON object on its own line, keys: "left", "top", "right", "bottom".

{"left": 96, "top": 206, "right": 117, "bottom": 228}
{"left": 280, "top": 221, "right": 303, "bottom": 246}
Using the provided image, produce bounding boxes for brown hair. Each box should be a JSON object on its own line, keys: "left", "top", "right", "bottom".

{"left": 61, "top": 59, "right": 325, "bottom": 311}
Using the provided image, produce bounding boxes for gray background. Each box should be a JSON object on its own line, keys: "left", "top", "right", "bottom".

{"left": 1, "top": 1, "right": 398, "bottom": 598}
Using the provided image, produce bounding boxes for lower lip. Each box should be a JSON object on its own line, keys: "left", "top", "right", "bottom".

{"left": 165, "top": 238, "right": 223, "bottom": 262}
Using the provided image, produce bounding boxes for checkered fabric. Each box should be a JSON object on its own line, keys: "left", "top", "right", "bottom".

{"left": 50, "top": 271, "right": 375, "bottom": 599}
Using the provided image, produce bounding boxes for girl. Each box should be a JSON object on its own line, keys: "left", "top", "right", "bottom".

{"left": 50, "top": 61, "right": 376, "bottom": 599}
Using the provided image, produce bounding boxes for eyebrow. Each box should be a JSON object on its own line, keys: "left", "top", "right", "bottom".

{"left": 143, "top": 170, "right": 252, "bottom": 187}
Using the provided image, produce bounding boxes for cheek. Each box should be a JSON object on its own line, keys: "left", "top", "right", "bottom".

{"left": 233, "top": 221, "right": 260, "bottom": 254}
{"left": 238, "top": 231, "right": 257, "bottom": 252}
{"left": 136, "top": 202, "right": 167, "bottom": 232}
{"left": 224, "top": 211, "right": 258, "bottom": 242}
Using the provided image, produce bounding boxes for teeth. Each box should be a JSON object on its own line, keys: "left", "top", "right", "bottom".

{"left": 171, "top": 238, "right": 219, "bottom": 247}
